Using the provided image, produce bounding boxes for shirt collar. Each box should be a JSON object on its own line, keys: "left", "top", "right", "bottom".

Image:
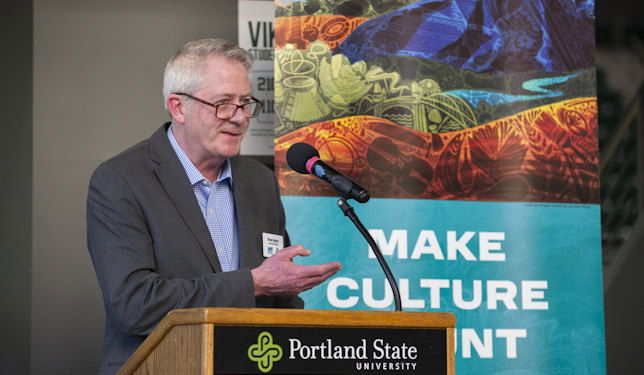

{"left": 167, "top": 124, "right": 233, "bottom": 188}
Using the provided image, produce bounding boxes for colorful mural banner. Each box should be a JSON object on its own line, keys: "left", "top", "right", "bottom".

{"left": 274, "top": 1, "right": 604, "bottom": 373}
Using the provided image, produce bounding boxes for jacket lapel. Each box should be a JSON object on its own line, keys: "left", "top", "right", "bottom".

{"left": 231, "top": 157, "right": 263, "bottom": 269}
{"left": 149, "top": 124, "right": 223, "bottom": 273}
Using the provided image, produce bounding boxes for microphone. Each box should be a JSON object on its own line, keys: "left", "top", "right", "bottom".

{"left": 286, "top": 143, "right": 371, "bottom": 203}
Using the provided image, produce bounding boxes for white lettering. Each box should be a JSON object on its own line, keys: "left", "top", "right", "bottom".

{"left": 447, "top": 231, "right": 477, "bottom": 260}
{"left": 419, "top": 279, "right": 450, "bottom": 309}
{"left": 368, "top": 229, "right": 407, "bottom": 259}
{"left": 368, "top": 229, "right": 507, "bottom": 261}
{"left": 479, "top": 232, "right": 506, "bottom": 261}
{"left": 329, "top": 278, "right": 549, "bottom": 313}
{"left": 521, "top": 281, "right": 549, "bottom": 310}
{"left": 363, "top": 278, "right": 393, "bottom": 309}
{"left": 452, "top": 279, "right": 482, "bottom": 310}
{"left": 356, "top": 339, "right": 367, "bottom": 359}
{"left": 496, "top": 329, "right": 527, "bottom": 358}
{"left": 411, "top": 230, "right": 444, "bottom": 259}
{"left": 372, "top": 338, "right": 385, "bottom": 359}
{"left": 289, "top": 338, "right": 301, "bottom": 359}
{"left": 456, "top": 328, "right": 527, "bottom": 359}
{"left": 461, "top": 328, "right": 493, "bottom": 358}
{"left": 400, "top": 278, "right": 424, "bottom": 308}
{"left": 327, "top": 277, "right": 359, "bottom": 308}
{"left": 372, "top": 339, "right": 418, "bottom": 360}
{"left": 487, "top": 280, "right": 518, "bottom": 310}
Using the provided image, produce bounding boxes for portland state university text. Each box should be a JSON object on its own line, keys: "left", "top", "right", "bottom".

{"left": 288, "top": 338, "right": 418, "bottom": 360}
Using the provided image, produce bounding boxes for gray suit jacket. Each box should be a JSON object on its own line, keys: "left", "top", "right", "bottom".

{"left": 87, "top": 123, "right": 302, "bottom": 374}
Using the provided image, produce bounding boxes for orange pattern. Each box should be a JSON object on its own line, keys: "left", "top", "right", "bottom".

{"left": 275, "top": 97, "right": 599, "bottom": 203}
{"left": 275, "top": 15, "right": 368, "bottom": 50}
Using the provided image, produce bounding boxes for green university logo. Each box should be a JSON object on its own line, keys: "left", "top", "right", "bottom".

{"left": 248, "top": 331, "right": 283, "bottom": 373}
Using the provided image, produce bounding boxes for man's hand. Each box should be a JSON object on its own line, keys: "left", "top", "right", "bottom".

{"left": 251, "top": 245, "right": 342, "bottom": 296}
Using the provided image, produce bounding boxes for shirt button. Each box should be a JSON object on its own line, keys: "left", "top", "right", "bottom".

{"left": 201, "top": 180, "right": 208, "bottom": 186}
{"left": 209, "top": 209, "right": 214, "bottom": 214}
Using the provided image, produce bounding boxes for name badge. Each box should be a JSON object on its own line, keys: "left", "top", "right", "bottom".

{"left": 262, "top": 233, "right": 284, "bottom": 257}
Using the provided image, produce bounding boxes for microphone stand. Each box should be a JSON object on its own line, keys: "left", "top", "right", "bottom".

{"left": 337, "top": 198, "right": 402, "bottom": 311}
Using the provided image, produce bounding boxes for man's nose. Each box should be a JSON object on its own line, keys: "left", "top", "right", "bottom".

{"left": 229, "top": 105, "right": 248, "bottom": 125}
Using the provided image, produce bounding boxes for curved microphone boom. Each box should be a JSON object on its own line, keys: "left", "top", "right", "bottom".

{"left": 286, "top": 143, "right": 370, "bottom": 203}
{"left": 285, "top": 142, "right": 402, "bottom": 311}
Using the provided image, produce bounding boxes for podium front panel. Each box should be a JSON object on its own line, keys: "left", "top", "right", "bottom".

{"left": 214, "top": 326, "right": 448, "bottom": 374}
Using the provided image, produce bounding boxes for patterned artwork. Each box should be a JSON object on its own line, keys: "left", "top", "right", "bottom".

{"left": 275, "top": 16, "right": 368, "bottom": 50}
{"left": 274, "top": 0, "right": 598, "bottom": 203}
{"left": 276, "top": 98, "right": 598, "bottom": 202}
{"left": 335, "top": 0, "right": 596, "bottom": 74}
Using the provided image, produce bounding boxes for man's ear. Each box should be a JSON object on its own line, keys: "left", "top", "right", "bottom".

{"left": 167, "top": 94, "right": 186, "bottom": 124}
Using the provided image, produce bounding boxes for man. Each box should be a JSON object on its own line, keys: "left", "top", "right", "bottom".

{"left": 87, "top": 38, "right": 341, "bottom": 375}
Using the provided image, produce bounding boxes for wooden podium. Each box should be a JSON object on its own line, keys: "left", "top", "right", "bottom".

{"left": 117, "top": 308, "right": 455, "bottom": 375}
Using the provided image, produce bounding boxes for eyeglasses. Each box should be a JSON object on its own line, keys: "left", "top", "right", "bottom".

{"left": 175, "top": 92, "right": 263, "bottom": 119}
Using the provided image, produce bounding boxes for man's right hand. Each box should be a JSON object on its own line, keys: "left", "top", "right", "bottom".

{"left": 250, "top": 245, "right": 342, "bottom": 296}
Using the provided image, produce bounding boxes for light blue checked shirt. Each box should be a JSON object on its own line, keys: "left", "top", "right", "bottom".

{"left": 167, "top": 125, "right": 241, "bottom": 272}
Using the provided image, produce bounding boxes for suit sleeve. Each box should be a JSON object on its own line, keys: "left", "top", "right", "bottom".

{"left": 86, "top": 163, "right": 256, "bottom": 336}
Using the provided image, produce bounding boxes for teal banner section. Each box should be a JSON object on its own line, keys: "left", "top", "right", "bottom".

{"left": 284, "top": 196, "right": 605, "bottom": 374}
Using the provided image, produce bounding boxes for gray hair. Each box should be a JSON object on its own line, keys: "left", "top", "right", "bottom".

{"left": 162, "top": 38, "right": 254, "bottom": 112}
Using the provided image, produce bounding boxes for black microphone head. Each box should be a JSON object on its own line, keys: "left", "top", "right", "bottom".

{"left": 286, "top": 142, "right": 319, "bottom": 174}
{"left": 354, "top": 189, "right": 371, "bottom": 203}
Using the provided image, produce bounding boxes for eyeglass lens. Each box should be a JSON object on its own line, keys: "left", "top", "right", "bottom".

{"left": 217, "top": 102, "right": 261, "bottom": 119}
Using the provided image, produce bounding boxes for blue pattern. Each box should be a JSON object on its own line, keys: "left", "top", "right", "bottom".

{"left": 444, "top": 72, "right": 582, "bottom": 107}
{"left": 167, "top": 126, "right": 241, "bottom": 272}
{"left": 336, "top": 0, "right": 595, "bottom": 74}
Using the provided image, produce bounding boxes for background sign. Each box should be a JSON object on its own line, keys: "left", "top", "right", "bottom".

{"left": 274, "top": 1, "right": 605, "bottom": 374}
{"left": 238, "top": 0, "right": 276, "bottom": 156}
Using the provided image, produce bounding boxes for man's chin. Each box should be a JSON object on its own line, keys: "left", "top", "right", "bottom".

{"left": 216, "top": 143, "right": 242, "bottom": 159}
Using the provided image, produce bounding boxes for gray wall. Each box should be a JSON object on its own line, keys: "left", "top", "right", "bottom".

{"left": 31, "top": 0, "right": 238, "bottom": 373}
{"left": 0, "top": 2, "right": 33, "bottom": 374}
{"left": 1, "top": 0, "right": 638, "bottom": 374}
{"left": 605, "top": 241, "right": 644, "bottom": 374}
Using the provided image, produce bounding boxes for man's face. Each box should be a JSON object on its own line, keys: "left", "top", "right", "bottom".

{"left": 177, "top": 55, "right": 252, "bottom": 166}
